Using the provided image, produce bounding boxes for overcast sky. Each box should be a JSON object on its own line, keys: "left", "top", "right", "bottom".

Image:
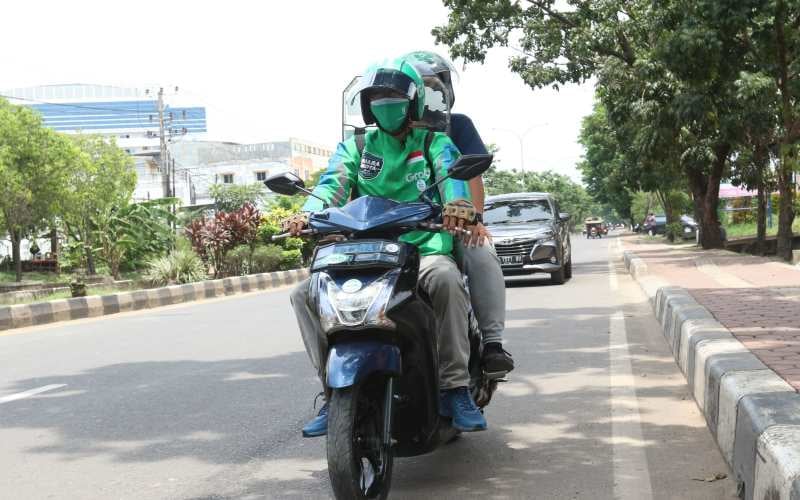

{"left": 1, "top": 1, "right": 595, "bottom": 181}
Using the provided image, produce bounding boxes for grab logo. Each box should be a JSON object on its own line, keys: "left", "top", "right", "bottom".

{"left": 405, "top": 171, "right": 429, "bottom": 182}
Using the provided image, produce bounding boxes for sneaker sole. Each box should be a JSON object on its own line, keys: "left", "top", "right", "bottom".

{"left": 302, "top": 429, "right": 327, "bottom": 438}
{"left": 452, "top": 422, "right": 487, "bottom": 432}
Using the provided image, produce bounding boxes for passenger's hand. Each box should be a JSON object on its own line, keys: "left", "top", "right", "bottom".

{"left": 281, "top": 213, "right": 309, "bottom": 237}
{"left": 463, "top": 222, "right": 492, "bottom": 247}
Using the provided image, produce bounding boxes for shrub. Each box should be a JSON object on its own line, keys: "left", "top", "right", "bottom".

{"left": 251, "top": 245, "right": 283, "bottom": 273}
{"left": 223, "top": 245, "right": 251, "bottom": 277}
{"left": 185, "top": 203, "right": 261, "bottom": 278}
{"left": 280, "top": 249, "right": 302, "bottom": 270}
{"left": 145, "top": 249, "right": 206, "bottom": 286}
{"left": 665, "top": 222, "right": 684, "bottom": 242}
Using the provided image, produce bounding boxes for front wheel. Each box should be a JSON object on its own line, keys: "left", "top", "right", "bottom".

{"left": 550, "top": 265, "right": 566, "bottom": 285}
{"left": 564, "top": 258, "right": 573, "bottom": 279}
{"left": 327, "top": 378, "right": 393, "bottom": 500}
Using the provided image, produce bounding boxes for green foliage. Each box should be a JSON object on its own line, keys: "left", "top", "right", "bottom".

{"left": 144, "top": 248, "right": 206, "bottom": 286}
{"left": 251, "top": 245, "right": 283, "bottom": 273}
{"left": 279, "top": 249, "right": 302, "bottom": 270}
{"left": 209, "top": 183, "right": 266, "bottom": 212}
{"left": 0, "top": 98, "right": 79, "bottom": 280}
{"left": 665, "top": 223, "right": 684, "bottom": 243}
{"left": 223, "top": 245, "right": 251, "bottom": 277}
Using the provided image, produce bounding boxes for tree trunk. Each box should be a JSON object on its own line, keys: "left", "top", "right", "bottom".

{"left": 84, "top": 229, "right": 96, "bottom": 276}
{"left": 776, "top": 150, "right": 795, "bottom": 261}
{"left": 774, "top": 0, "right": 796, "bottom": 262}
{"left": 756, "top": 178, "right": 767, "bottom": 256}
{"left": 11, "top": 229, "right": 22, "bottom": 282}
{"left": 50, "top": 227, "right": 59, "bottom": 274}
{"left": 686, "top": 146, "right": 727, "bottom": 249}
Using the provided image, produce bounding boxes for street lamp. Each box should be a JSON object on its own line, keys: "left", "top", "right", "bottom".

{"left": 492, "top": 123, "right": 548, "bottom": 172}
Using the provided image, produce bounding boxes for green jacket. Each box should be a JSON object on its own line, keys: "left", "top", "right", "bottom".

{"left": 303, "top": 128, "right": 471, "bottom": 256}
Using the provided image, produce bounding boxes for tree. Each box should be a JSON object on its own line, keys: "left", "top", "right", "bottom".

{"left": 209, "top": 182, "right": 266, "bottom": 212}
{"left": 578, "top": 103, "right": 634, "bottom": 224}
{"left": 0, "top": 99, "right": 77, "bottom": 281}
{"left": 433, "top": 0, "right": 750, "bottom": 248}
{"left": 62, "top": 134, "right": 136, "bottom": 275}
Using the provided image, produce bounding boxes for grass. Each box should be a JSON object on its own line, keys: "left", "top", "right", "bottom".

{"left": 724, "top": 219, "right": 800, "bottom": 239}
{"left": 10, "top": 285, "right": 137, "bottom": 306}
{"left": 0, "top": 271, "right": 66, "bottom": 284}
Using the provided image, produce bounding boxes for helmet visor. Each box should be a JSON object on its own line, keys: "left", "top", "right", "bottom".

{"left": 358, "top": 68, "right": 418, "bottom": 101}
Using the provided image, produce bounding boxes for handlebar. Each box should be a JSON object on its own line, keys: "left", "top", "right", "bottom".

{"left": 271, "top": 222, "right": 472, "bottom": 241}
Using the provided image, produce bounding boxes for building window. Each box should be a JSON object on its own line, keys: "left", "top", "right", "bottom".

{"left": 255, "top": 171, "right": 267, "bottom": 182}
{"left": 222, "top": 173, "right": 234, "bottom": 184}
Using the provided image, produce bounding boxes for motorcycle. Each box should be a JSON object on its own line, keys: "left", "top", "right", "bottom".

{"left": 265, "top": 154, "right": 506, "bottom": 500}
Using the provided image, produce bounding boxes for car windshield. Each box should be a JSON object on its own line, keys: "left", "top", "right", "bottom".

{"left": 484, "top": 199, "right": 553, "bottom": 224}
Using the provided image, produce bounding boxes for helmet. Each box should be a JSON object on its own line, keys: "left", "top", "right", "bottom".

{"left": 403, "top": 51, "right": 459, "bottom": 107}
{"left": 358, "top": 57, "right": 426, "bottom": 128}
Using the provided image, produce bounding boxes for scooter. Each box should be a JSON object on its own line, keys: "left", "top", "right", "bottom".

{"left": 266, "top": 154, "right": 506, "bottom": 500}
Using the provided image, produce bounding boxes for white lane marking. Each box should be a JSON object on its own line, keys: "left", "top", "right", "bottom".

{"left": 608, "top": 246, "right": 654, "bottom": 500}
{"left": 608, "top": 240, "right": 619, "bottom": 291}
{"left": 0, "top": 384, "right": 67, "bottom": 404}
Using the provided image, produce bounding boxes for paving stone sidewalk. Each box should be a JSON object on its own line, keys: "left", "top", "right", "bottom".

{"left": 622, "top": 235, "right": 800, "bottom": 390}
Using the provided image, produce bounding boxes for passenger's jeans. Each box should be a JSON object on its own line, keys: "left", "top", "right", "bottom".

{"left": 291, "top": 254, "right": 472, "bottom": 390}
{"left": 454, "top": 240, "right": 506, "bottom": 345}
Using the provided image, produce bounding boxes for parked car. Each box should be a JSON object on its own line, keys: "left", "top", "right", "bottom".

{"left": 483, "top": 192, "right": 572, "bottom": 284}
{"left": 680, "top": 215, "right": 698, "bottom": 240}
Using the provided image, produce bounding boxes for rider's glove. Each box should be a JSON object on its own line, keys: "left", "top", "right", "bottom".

{"left": 442, "top": 200, "right": 476, "bottom": 234}
{"left": 443, "top": 200, "right": 477, "bottom": 224}
{"left": 281, "top": 212, "right": 310, "bottom": 236}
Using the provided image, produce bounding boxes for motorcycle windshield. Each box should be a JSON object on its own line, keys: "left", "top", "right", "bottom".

{"left": 310, "top": 196, "right": 433, "bottom": 233}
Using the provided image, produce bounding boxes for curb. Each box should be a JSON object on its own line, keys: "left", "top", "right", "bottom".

{"left": 0, "top": 268, "right": 309, "bottom": 332}
{"left": 622, "top": 249, "right": 800, "bottom": 500}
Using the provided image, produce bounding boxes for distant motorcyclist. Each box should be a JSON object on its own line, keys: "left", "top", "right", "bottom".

{"left": 287, "top": 57, "right": 488, "bottom": 437}
{"left": 403, "top": 50, "right": 513, "bottom": 373}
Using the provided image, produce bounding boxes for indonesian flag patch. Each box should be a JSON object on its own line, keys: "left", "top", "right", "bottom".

{"left": 406, "top": 150, "right": 425, "bottom": 166}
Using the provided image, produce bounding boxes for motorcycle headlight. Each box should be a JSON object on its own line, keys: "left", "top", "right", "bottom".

{"left": 318, "top": 271, "right": 397, "bottom": 332}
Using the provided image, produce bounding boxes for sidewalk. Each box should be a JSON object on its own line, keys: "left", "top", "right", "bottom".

{"left": 622, "top": 235, "right": 800, "bottom": 390}
{"left": 620, "top": 233, "right": 800, "bottom": 499}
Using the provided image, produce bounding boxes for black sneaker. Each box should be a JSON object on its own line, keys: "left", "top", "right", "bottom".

{"left": 482, "top": 342, "right": 514, "bottom": 373}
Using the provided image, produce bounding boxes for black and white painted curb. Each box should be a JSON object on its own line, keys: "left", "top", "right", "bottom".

{"left": 623, "top": 249, "right": 800, "bottom": 500}
{"left": 0, "top": 269, "right": 309, "bottom": 332}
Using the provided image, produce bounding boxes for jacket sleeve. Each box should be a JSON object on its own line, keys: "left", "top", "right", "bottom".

{"left": 430, "top": 133, "right": 472, "bottom": 204}
{"left": 301, "top": 140, "right": 358, "bottom": 212}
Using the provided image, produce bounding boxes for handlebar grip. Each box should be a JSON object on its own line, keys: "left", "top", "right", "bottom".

{"left": 271, "top": 228, "right": 316, "bottom": 241}
{"left": 419, "top": 222, "right": 472, "bottom": 237}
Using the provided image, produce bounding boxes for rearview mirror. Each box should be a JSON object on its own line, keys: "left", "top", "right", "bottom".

{"left": 447, "top": 154, "right": 493, "bottom": 181}
{"left": 560, "top": 212, "right": 570, "bottom": 222}
{"left": 265, "top": 171, "right": 306, "bottom": 196}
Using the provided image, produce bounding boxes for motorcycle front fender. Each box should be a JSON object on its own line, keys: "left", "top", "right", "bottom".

{"left": 326, "top": 340, "right": 401, "bottom": 389}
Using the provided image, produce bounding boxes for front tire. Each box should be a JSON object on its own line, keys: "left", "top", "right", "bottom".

{"left": 564, "top": 258, "right": 572, "bottom": 279}
{"left": 550, "top": 265, "right": 566, "bottom": 285}
{"left": 327, "top": 381, "right": 393, "bottom": 500}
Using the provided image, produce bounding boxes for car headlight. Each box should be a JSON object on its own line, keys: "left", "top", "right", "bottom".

{"left": 317, "top": 271, "right": 397, "bottom": 332}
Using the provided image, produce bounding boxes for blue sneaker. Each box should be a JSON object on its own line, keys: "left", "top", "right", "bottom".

{"left": 440, "top": 387, "right": 487, "bottom": 432}
{"left": 302, "top": 400, "right": 328, "bottom": 437}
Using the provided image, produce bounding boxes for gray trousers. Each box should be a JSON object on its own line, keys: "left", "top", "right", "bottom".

{"left": 454, "top": 240, "right": 506, "bottom": 345}
{"left": 291, "top": 254, "right": 471, "bottom": 390}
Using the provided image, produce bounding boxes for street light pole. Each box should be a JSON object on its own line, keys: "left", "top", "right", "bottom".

{"left": 492, "top": 123, "right": 548, "bottom": 173}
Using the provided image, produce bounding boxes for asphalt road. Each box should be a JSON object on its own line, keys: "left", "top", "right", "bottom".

{"left": 0, "top": 233, "right": 738, "bottom": 499}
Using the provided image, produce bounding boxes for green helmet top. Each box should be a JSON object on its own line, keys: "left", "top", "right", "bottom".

{"left": 358, "top": 56, "right": 426, "bottom": 127}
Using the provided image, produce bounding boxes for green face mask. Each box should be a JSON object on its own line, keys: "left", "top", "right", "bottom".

{"left": 370, "top": 97, "right": 410, "bottom": 133}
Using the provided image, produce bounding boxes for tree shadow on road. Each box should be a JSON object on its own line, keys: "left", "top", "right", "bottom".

{"left": 0, "top": 298, "right": 738, "bottom": 499}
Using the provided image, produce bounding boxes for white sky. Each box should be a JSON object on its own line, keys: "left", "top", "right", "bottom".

{"left": 0, "top": 0, "right": 595, "bottom": 182}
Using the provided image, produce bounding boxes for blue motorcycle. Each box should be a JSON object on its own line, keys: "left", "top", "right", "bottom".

{"left": 266, "top": 154, "right": 506, "bottom": 500}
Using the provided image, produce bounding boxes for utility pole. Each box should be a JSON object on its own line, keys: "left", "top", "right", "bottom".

{"left": 158, "top": 87, "right": 169, "bottom": 198}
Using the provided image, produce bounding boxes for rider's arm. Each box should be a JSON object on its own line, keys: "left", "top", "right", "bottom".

{"left": 430, "top": 134, "right": 471, "bottom": 205}
{"left": 301, "top": 141, "right": 358, "bottom": 212}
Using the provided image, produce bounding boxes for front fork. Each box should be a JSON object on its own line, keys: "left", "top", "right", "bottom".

{"left": 382, "top": 377, "right": 394, "bottom": 449}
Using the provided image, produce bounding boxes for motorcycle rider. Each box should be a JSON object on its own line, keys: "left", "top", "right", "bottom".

{"left": 403, "top": 50, "right": 513, "bottom": 374}
{"left": 287, "top": 57, "right": 488, "bottom": 437}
